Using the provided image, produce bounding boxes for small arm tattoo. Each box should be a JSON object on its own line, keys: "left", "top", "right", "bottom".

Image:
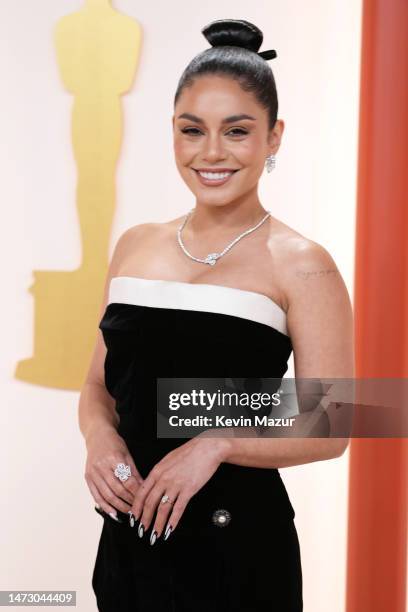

{"left": 295, "top": 268, "right": 338, "bottom": 280}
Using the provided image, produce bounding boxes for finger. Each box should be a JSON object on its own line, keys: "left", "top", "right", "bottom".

{"left": 121, "top": 453, "right": 144, "bottom": 488}
{"left": 103, "top": 471, "right": 136, "bottom": 505}
{"left": 97, "top": 456, "right": 141, "bottom": 504}
{"left": 151, "top": 489, "right": 179, "bottom": 539}
{"left": 162, "top": 493, "right": 190, "bottom": 537}
{"left": 115, "top": 455, "right": 143, "bottom": 504}
{"left": 138, "top": 482, "right": 170, "bottom": 533}
{"left": 91, "top": 472, "right": 132, "bottom": 515}
{"left": 87, "top": 478, "right": 122, "bottom": 520}
{"left": 130, "top": 471, "right": 158, "bottom": 521}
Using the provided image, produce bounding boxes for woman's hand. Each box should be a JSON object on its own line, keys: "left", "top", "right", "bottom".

{"left": 85, "top": 425, "right": 144, "bottom": 519}
{"left": 129, "top": 435, "right": 228, "bottom": 542}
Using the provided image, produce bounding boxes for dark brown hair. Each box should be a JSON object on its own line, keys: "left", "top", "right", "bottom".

{"left": 174, "top": 19, "right": 278, "bottom": 130}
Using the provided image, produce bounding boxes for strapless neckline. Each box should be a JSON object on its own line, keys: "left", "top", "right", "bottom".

{"left": 108, "top": 275, "right": 289, "bottom": 337}
{"left": 112, "top": 275, "right": 286, "bottom": 315}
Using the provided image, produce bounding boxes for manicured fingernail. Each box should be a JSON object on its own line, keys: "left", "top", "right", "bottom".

{"left": 128, "top": 512, "right": 136, "bottom": 527}
{"left": 138, "top": 523, "right": 144, "bottom": 538}
{"left": 150, "top": 530, "right": 158, "bottom": 545}
{"left": 130, "top": 508, "right": 140, "bottom": 521}
{"left": 164, "top": 524, "right": 172, "bottom": 541}
{"left": 95, "top": 503, "right": 101, "bottom": 509}
{"left": 109, "top": 512, "right": 122, "bottom": 523}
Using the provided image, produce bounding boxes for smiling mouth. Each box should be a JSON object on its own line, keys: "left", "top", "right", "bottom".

{"left": 191, "top": 168, "right": 240, "bottom": 185}
{"left": 192, "top": 168, "right": 240, "bottom": 175}
{"left": 191, "top": 168, "right": 239, "bottom": 187}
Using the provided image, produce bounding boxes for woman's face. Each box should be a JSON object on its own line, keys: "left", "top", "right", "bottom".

{"left": 172, "top": 75, "right": 283, "bottom": 207}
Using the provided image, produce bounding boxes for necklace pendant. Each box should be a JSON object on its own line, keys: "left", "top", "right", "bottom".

{"left": 204, "top": 252, "right": 219, "bottom": 266}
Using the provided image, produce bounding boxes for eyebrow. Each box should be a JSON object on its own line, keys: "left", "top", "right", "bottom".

{"left": 177, "top": 112, "right": 256, "bottom": 124}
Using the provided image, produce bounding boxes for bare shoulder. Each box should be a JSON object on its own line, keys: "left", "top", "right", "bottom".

{"left": 279, "top": 230, "right": 349, "bottom": 307}
{"left": 113, "top": 221, "right": 166, "bottom": 252}
{"left": 116, "top": 221, "right": 158, "bottom": 246}
{"left": 273, "top": 223, "right": 354, "bottom": 374}
{"left": 109, "top": 219, "right": 184, "bottom": 275}
{"left": 117, "top": 216, "right": 183, "bottom": 248}
{"left": 266, "top": 218, "right": 343, "bottom": 301}
{"left": 108, "top": 222, "right": 158, "bottom": 273}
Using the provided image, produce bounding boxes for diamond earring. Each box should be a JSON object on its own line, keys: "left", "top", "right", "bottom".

{"left": 265, "top": 154, "right": 276, "bottom": 173}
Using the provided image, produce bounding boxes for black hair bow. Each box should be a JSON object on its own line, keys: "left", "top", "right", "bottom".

{"left": 258, "top": 49, "right": 277, "bottom": 60}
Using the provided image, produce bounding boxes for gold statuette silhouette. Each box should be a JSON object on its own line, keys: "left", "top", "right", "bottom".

{"left": 15, "top": 0, "right": 142, "bottom": 389}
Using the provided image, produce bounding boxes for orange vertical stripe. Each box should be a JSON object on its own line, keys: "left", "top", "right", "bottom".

{"left": 347, "top": 1, "right": 408, "bottom": 611}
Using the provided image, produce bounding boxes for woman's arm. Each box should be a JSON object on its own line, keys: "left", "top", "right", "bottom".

{"left": 200, "top": 426, "right": 348, "bottom": 470}
{"left": 78, "top": 229, "right": 129, "bottom": 443}
{"left": 78, "top": 224, "right": 151, "bottom": 515}
{"left": 78, "top": 223, "right": 151, "bottom": 441}
{"left": 78, "top": 380, "right": 119, "bottom": 447}
{"left": 199, "top": 240, "right": 355, "bottom": 469}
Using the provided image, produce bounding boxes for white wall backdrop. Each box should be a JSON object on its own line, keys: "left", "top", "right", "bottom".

{"left": 0, "top": 1, "right": 363, "bottom": 610}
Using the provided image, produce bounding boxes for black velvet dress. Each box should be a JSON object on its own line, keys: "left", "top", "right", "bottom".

{"left": 91, "top": 276, "right": 303, "bottom": 611}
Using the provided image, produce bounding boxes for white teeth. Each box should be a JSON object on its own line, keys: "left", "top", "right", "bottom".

{"left": 198, "top": 171, "right": 233, "bottom": 180}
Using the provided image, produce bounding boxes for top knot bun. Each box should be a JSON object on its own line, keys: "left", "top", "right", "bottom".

{"left": 201, "top": 19, "right": 276, "bottom": 60}
{"left": 202, "top": 19, "right": 263, "bottom": 52}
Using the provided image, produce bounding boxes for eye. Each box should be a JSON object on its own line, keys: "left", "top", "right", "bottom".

{"left": 227, "top": 128, "right": 248, "bottom": 136}
{"left": 180, "top": 127, "right": 202, "bottom": 136}
{"left": 180, "top": 127, "right": 249, "bottom": 136}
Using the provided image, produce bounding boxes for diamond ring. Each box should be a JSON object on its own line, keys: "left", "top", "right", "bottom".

{"left": 113, "top": 463, "right": 131, "bottom": 482}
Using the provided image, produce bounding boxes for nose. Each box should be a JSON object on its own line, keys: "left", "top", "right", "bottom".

{"left": 201, "top": 132, "right": 227, "bottom": 162}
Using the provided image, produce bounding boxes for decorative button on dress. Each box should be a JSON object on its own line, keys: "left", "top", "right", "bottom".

{"left": 92, "top": 276, "right": 303, "bottom": 612}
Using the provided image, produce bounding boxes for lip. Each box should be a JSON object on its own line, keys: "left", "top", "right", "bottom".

{"left": 192, "top": 168, "right": 239, "bottom": 187}
{"left": 193, "top": 167, "right": 240, "bottom": 172}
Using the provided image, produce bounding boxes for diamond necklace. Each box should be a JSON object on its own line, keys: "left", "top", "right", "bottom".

{"left": 177, "top": 207, "right": 271, "bottom": 266}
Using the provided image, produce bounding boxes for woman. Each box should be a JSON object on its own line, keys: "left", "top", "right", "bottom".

{"left": 79, "top": 18, "right": 354, "bottom": 612}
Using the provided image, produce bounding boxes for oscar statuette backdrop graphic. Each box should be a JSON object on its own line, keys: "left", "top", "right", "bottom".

{"left": 15, "top": 0, "right": 142, "bottom": 389}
